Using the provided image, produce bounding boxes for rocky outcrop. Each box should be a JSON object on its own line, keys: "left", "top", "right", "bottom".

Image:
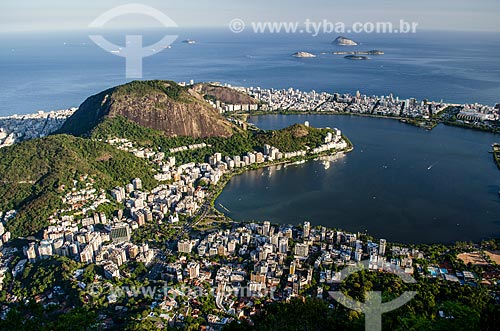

{"left": 333, "top": 36, "right": 358, "bottom": 46}
{"left": 292, "top": 52, "right": 316, "bottom": 58}
{"left": 193, "top": 84, "right": 259, "bottom": 106}
{"left": 58, "top": 81, "right": 236, "bottom": 138}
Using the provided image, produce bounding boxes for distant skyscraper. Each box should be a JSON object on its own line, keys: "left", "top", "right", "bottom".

{"left": 279, "top": 238, "right": 289, "bottom": 253}
{"left": 355, "top": 248, "right": 363, "bottom": 262}
{"left": 132, "top": 178, "right": 142, "bottom": 190}
{"left": 379, "top": 239, "right": 387, "bottom": 256}
{"left": 303, "top": 221, "right": 311, "bottom": 239}
{"left": 263, "top": 221, "right": 271, "bottom": 236}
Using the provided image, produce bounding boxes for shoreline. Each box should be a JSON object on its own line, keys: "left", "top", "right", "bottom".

{"left": 234, "top": 110, "right": 500, "bottom": 135}
{"left": 193, "top": 139, "right": 354, "bottom": 226}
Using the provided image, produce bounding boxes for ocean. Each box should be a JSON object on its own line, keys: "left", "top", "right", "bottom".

{"left": 0, "top": 29, "right": 499, "bottom": 116}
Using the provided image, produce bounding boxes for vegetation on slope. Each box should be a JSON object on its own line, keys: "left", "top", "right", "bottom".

{"left": 226, "top": 270, "right": 499, "bottom": 331}
{"left": 253, "top": 123, "right": 333, "bottom": 153}
{"left": 93, "top": 116, "right": 337, "bottom": 163}
{"left": 0, "top": 134, "right": 157, "bottom": 237}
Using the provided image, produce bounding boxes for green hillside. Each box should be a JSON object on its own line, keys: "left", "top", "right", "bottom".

{"left": 0, "top": 134, "right": 157, "bottom": 237}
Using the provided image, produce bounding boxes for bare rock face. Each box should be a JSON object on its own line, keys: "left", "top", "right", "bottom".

{"left": 59, "top": 81, "right": 236, "bottom": 138}
{"left": 290, "top": 125, "right": 310, "bottom": 138}
{"left": 292, "top": 52, "right": 316, "bottom": 58}
{"left": 333, "top": 36, "right": 358, "bottom": 46}
{"left": 192, "top": 83, "right": 259, "bottom": 105}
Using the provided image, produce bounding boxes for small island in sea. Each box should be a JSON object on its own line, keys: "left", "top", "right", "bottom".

{"left": 334, "top": 50, "right": 384, "bottom": 55}
{"left": 292, "top": 51, "right": 316, "bottom": 58}
{"left": 333, "top": 36, "right": 358, "bottom": 46}
{"left": 344, "top": 55, "right": 369, "bottom": 60}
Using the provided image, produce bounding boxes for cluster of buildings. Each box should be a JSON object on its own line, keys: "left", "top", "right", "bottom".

{"left": 241, "top": 86, "right": 451, "bottom": 119}
{"left": 206, "top": 99, "right": 259, "bottom": 114}
{"left": 138, "top": 220, "right": 425, "bottom": 322}
{"left": 201, "top": 83, "right": 259, "bottom": 114}
{"left": 60, "top": 176, "right": 110, "bottom": 215}
{"left": 229, "top": 85, "right": 496, "bottom": 124}
{"left": 426, "top": 266, "right": 478, "bottom": 285}
{"left": 329, "top": 91, "right": 449, "bottom": 118}
{"left": 242, "top": 87, "right": 331, "bottom": 112}
{"left": 169, "top": 143, "right": 209, "bottom": 154}
{"left": 457, "top": 103, "right": 499, "bottom": 122}
{"left": 0, "top": 108, "right": 76, "bottom": 148}
{"left": 0, "top": 213, "right": 16, "bottom": 290}
{"left": 21, "top": 179, "right": 160, "bottom": 281}
{"left": 9, "top": 123, "right": 348, "bottom": 288}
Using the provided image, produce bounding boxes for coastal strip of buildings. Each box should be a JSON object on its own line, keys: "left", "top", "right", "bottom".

{"left": 0, "top": 108, "right": 77, "bottom": 148}
{"left": 204, "top": 83, "right": 499, "bottom": 129}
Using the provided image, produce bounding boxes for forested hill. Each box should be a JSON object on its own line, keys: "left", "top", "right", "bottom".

{"left": 0, "top": 134, "right": 156, "bottom": 237}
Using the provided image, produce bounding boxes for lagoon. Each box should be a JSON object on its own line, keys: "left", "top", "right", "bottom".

{"left": 216, "top": 115, "right": 500, "bottom": 244}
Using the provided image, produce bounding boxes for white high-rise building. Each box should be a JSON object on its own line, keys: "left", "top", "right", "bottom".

{"left": 178, "top": 240, "right": 194, "bottom": 254}
{"left": 132, "top": 178, "right": 142, "bottom": 190}
{"left": 187, "top": 262, "right": 200, "bottom": 279}
{"left": 38, "top": 239, "right": 53, "bottom": 259}
{"left": 379, "top": 239, "right": 387, "bottom": 256}
{"left": 294, "top": 243, "right": 309, "bottom": 257}
{"left": 279, "top": 238, "right": 289, "bottom": 253}
{"left": 355, "top": 248, "right": 363, "bottom": 262}
{"left": 263, "top": 221, "right": 271, "bottom": 236}
{"left": 303, "top": 221, "right": 311, "bottom": 239}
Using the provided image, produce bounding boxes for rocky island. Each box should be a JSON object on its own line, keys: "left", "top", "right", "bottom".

{"left": 344, "top": 55, "right": 369, "bottom": 60}
{"left": 292, "top": 51, "right": 316, "bottom": 58}
{"left": 334, "top": 50, "right": 384, "bottom": 55}
{"left": 333, "top": 36, "right": 358, "bottom": 46}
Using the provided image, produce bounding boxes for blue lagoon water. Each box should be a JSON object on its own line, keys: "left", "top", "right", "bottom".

{"left": 216, "top": 115, "right": 500, "bottom": 244}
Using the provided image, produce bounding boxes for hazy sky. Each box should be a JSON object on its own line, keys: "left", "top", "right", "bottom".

{"left": 1, "top": 0, "right": 499, "bottom": 33}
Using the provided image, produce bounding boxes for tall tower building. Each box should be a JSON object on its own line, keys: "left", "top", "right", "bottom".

{"left": 263, "top": 221, "right": 271, "bottom": 236}
{"left": 379, "top": 239, "right": 387, "bottom": 256}
{"left": 303, "top": 221, "right": 311, "bottom": 239}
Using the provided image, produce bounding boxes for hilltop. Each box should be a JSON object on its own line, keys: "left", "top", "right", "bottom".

{"left": 58, "top": 80, "right": 237, "bottom": 138}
